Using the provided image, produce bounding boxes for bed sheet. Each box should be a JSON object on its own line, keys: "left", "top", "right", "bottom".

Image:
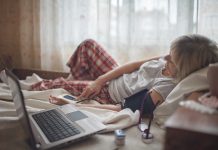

{"left": 0, "top": 74, "right": 165, "bottom": 150}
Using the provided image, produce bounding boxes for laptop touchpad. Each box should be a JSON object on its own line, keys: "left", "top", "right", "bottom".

{"left": 66, "top": 111, "right": 88, "bottom": 122}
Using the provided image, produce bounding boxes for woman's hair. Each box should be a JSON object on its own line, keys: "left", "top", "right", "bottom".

{"left": 170, "top": 34, "right": 218, "bottom": 81}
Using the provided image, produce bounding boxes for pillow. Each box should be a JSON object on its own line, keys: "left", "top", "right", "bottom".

{"left": 154, "top": 64, "right": 211, "bottom": 125}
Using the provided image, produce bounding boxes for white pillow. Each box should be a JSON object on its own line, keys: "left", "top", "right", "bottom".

{"left": 154, "top": 65, "right": 210, "bottom": 125}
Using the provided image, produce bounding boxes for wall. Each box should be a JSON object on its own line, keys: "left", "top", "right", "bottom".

{"left": 0, "top": 0, "right": 40, "bottom": 70}
{"left": 0, "top": 0, "right": 20, "bottom": 69}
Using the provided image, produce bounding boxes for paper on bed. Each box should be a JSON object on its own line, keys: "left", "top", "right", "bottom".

{"left": 0, "top": 83, "right": 71, "bottom": 102}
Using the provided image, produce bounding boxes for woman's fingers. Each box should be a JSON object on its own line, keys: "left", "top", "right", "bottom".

{"left": 78, "top": 87, "right": 99, "bottom": 99}
{"left": 86, "top": 90, "right": 97, "bottom": 99}
{"left": 78, "top": 80, "right": 102, "bottom": 99}
{"left": 79, "top": 88, "right": 94, "bottom": 98}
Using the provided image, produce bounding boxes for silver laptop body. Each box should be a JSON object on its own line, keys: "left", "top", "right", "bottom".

{"left": 5, "top": 69, "right": 106, "bottom": 150}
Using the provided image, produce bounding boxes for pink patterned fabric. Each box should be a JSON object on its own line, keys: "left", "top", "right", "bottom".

{"left": 67, "top": 39, "right": 118, "bottom": 80}
{"left": 31, "top": 39, "right": 118, "bottom": 104}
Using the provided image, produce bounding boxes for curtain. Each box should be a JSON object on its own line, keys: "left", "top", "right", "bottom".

{"left": 19, "top": 0, "right": 41, "bottom": 69}
{"left": 198, "top": 0, "right": 218, "bottom": 40}
{"left": 37, "top": 0, "right": 218, "bottom": 71}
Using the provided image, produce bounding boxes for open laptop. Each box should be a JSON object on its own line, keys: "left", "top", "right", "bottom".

{"left": 4, "top": 69, "right": 106, "bottom": 150}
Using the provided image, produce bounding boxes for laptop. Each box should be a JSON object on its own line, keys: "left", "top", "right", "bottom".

{"left": 4, "top": 69, "right": 106, "bottom": 150}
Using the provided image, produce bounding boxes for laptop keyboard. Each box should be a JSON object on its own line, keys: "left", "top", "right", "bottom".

{"left": 32, "top": 109, "right": 81, "bottom": 142}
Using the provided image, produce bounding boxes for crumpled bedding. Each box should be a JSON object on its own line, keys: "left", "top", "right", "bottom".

{"left": 154, "top": 65, "right": 210, "bottom": 124}
{"left": 0, "top": 73, "right": 140, "bottom": 131}
{"left": 0, "top": 74, "right": 165, "bottom": 150}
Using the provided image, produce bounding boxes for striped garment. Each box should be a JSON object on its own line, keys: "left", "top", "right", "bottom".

{"left": 31, "top": 39, "right": 118, "bottom": 104}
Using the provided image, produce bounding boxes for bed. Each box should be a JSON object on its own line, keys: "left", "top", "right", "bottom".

{"left": 0, "top": 62, "right": 213, "bottom": 150}
{"left": 0, "top": 68, "right": 166, "bottom": 150}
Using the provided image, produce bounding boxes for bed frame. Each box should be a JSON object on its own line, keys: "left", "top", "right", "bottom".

{"left": 1, "top": 55, "right": 69, "bottom": 80}
{"left": 12, "top": 68, "right": 69, "bottom": 80}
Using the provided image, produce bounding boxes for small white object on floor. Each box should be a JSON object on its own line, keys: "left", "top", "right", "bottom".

{"left": 141, "top": 132, "right": 153, "bottom": 144}
{"left": 114, "top": 129, "right": 126, "bottom": 146}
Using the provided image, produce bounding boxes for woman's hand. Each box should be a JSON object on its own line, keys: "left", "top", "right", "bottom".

{"left": 78, "top": 79, "right": 105, "bottom": 99}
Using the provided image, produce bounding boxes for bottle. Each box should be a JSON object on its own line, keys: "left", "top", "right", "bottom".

{"left": 114, "top": 129, "right": 125, "bottom": 146}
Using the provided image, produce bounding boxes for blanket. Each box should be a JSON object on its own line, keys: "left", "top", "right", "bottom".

{"left": 0, "top": 73, "right": 140, "bottom": 132}
{"left": 0, "top": 74, "right": 165, "bottom": 150}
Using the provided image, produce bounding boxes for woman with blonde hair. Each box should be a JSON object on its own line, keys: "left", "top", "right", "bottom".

{"left": 45, "top": 34, "right": 218, "bottom": 113}
{"left": 170, "top": 34, "right": 218, "bottom": 82}
{"left": 1, "top": 34, "right": 217, "bottom": 114}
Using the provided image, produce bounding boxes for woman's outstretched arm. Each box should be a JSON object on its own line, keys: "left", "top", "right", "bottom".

{"left": 75, "top": 103, "right": 121, "bottom": 111}
{"left": 79, "top": 56, "right": 161, "bottom": 99}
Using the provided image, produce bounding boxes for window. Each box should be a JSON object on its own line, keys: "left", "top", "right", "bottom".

{"left": 39, "top": 0, "right": 218, "bottom": 71}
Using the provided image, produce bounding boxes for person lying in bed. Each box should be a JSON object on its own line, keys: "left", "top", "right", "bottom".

{"left": 1, "top": 34, "right": 218, "bottom": 115}
{"left": 32, "top": 42, "right": 177, "bottom": 114}
{"left": 46, "top": 34, "right": 218, "bottom": 114}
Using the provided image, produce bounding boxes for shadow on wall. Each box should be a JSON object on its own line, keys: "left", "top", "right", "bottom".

{"left": 0, "top": 55, "right": 13, "bottom": 71}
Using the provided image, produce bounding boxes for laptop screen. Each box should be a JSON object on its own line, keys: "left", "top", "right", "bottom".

{"left": 5, "top": 69, "right": 36, "bottom": 148}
